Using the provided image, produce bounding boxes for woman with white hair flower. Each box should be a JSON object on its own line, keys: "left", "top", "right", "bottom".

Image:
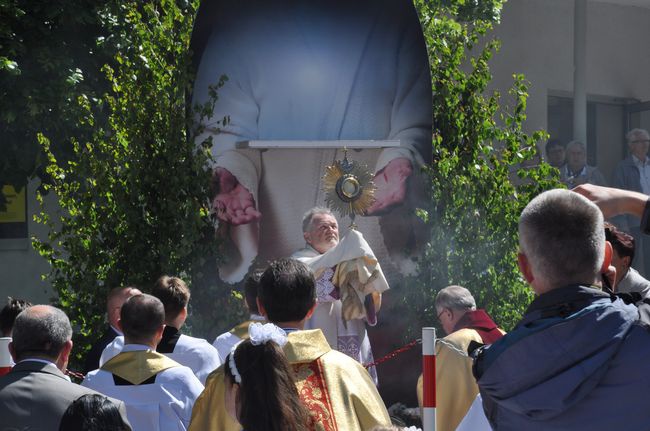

{"left": 224, "top": 323, "right": 309, "bottom": 431}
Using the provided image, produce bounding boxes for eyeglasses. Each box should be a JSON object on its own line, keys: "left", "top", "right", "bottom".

{"left": 436, "top": 309, "right": 447, "bottom": 320}
{"left": 630, "top": 140, "right": 650, "bottom": 144}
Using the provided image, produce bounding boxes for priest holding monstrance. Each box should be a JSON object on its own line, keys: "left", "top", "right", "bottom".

{"left": 292, "top": 155, "right": 389, "bottom": 384}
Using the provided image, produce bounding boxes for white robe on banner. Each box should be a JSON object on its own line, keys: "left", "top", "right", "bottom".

{"left": 193, "top": 0, "right": 432, "bottom": 283}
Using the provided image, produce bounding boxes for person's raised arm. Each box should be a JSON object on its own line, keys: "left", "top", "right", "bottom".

{"left": 572, "top": 184, "right": 648, "bottom": 220}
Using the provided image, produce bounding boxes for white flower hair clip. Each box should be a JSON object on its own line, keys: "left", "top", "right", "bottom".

{"left": 228, "top": 323, "right": 288, "bottom": 384}
{"left": 228, "top": 342, "right": 242, "bottom": 384}
{"left": 248, "top": 322, "right": 288, "bottom": 347}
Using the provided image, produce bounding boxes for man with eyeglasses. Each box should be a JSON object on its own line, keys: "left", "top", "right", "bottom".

{"left": 613, "top": 128, "right": 650, "bottom": 275}
{"left": 416, "top": 285, "right": 503, "bottom": 431}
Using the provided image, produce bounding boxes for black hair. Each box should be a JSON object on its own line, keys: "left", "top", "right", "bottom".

{"left": 224, "top": 339, "right": 309, "bottom": 431}
{"left": 59, "top": 394, "right": 130, "bottom": 431}
{"left": 0, "top": 297, "right": 32, "bottom": 337}
{"left": 258, "top": 259, "right": 315, "bottom": 323}
{"left": 244, "top": 272, "right": 262, "bottom": 314}
{"left": 120, "top": 294, "right": 165, "bottom": 343}
{"left": 604, "top": 222, "right": 635, "bottom": 263}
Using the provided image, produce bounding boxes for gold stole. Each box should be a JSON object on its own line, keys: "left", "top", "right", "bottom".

{"left": 102, "top": 349, "right": 180, "bottom": 385}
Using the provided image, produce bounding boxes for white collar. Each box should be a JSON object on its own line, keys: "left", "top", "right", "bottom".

{"left": 121, "top": 343, "right": 155, "bottom": 353}
{"left": 110, "top": 325, "right": 123, "bottom": 336}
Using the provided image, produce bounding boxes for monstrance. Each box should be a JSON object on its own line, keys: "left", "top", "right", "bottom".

{"left": 322, "top": 149, "right": 376, "bottom": 229}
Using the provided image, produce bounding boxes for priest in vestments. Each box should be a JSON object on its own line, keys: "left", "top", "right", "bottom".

{"left": 189, "top": 258, "right": 390, "bottom": 431}
{"left": 291, "top": 208, "right": 389, "bottom": 384}
{"left": 191, "top": 0, "right": 432, "bottom": 284}
{"left": 83, "top": 294, "right": 204, "bottom": 431}
{"left": 416, "top": 286, "right": 505, "bottom": 431}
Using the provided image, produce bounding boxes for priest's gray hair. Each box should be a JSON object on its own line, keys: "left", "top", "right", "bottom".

{"left": 519, "top": 189, "right": 604, "bottom": 288}
{"left": 12, "top": 305, "right": 72, "bottom": 360}
{"left": 302, "top": 207, "right": 335, "bottom": 233}
{"left": 435, "top": 285, "right": 476, "bottom": 312}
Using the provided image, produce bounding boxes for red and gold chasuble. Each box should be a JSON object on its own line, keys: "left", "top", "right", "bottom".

{"left": 293, "top": 360, "right": 338, "bottom": 431}
{"left": 188, "top": 329, "right": 390, "bottom": 431}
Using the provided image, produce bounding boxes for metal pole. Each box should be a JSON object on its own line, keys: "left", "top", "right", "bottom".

{"left": 422, "top": 327, "right": 436, "bottom": 431}
{"left": 573, "top": 0, "right": 587, "bottom": 144}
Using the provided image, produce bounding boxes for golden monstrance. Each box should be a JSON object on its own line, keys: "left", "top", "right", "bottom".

{"left": 322, "top": 149, "right": 376, "bottom": 229}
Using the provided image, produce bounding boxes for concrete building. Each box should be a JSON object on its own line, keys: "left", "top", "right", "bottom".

{"left": 489, "top": 0, "right": 650, "bottom": 181}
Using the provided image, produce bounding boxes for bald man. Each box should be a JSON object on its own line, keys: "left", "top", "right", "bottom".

{"left": 0, "top": 305, "right": 131, "bottom": 430}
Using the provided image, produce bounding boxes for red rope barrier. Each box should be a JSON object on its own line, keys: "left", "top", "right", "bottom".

{"left": 65, "top": 369, "right": 85, "bottom": 381}
{"left": 364, "top": 338, "right": 421, "bottom": 369}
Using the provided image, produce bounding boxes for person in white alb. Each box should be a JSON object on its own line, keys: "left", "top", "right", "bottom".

{"left": 291, "top": 207, "right": 389, "bottom": 384}
{"left": 213, "top": 272, "right": 265, "bottom": 362}
{"left": 83, "top": 294, "right": 204, "bottom": 430}
{"left": 100, "top": 276, "right": 221, "bottom": 384}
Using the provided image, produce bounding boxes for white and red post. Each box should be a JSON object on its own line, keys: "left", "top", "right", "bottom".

{"left": 0, "top": 337, "right": 12, "bottom": 376}
{"left": 422, "top": 327, "right": 436, "bottom": 431}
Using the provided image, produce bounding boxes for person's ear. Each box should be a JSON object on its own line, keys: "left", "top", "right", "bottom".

{"left": 155, "top": 324, "right": 165, "bottom": 344}
{"left": 518, "top": 252, "right": 534, "bottom": 284}
{"left": 116, "top": 319, "right": 123, "bottom": 333}
{"left": 8, "top": 341, "right": 16, "bottom": 362}
{"left": 55, "top": 339, "right": 74, "bottom": 371}
{"left": 256, "top": 298, "right": 268, "bottom": 318}
{"left": 623, "top": 255, "right": 632, "bottom": 269}
{"left": 305, "top": 302, "right": 317, "bottom": 320}
{"left": 303, "top": 231, "right": 312, "bottom": 245}
{"left": 600, "top": 241, "right": 613, "bottom": 274}
{"left": 60, "top": 340, "right": 73, "bottom": 362}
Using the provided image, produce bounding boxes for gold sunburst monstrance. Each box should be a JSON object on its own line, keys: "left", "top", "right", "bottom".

{"left": 322, "top": 150, "right": 376, "bottom": 227}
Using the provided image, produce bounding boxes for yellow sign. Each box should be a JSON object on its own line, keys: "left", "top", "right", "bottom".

{"left": 0, "top": 185, "right": 27, "bottom": 223}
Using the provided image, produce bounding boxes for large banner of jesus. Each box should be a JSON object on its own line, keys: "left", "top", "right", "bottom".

{"left": 191, "top": 0, "right": 432, "bottom": 285}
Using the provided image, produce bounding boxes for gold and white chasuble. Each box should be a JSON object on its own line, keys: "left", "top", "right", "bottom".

{"left": 188, "top": 329, "right": 390, "bottom": 431}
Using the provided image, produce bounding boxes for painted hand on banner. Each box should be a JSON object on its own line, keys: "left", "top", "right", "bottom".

{"left": 365, "top": 157, "right": 412, "bottom": 216}
{"left": 211, "top": 167, "right": 261, "bottom": 225}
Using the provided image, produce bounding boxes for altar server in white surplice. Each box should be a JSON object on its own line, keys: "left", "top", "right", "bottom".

{"left": 100, "top": 276, "right": 221, "bottom": 384}
{"left": 213, "top": 272, "right": 266, "bottom": 362}
{"left": 83, "top": 294, "right": 204, "bottom": 431}
{"left": 291, "top": 207, "right": 389, "bottom": 385}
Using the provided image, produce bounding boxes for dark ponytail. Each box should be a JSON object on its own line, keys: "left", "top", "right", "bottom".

{"left": 225, "top": 339, "right": 310, "bottom": 431}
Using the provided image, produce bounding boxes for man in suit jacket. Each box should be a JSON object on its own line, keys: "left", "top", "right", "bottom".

{"left": 83, "top": 286, "right": 141, "bottom": 373}
{"left": 0, "top": 304, "right": 131, "bottom": 431}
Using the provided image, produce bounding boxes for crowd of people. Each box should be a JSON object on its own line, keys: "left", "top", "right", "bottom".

{"left": 3, "top": 148, "right": 650, "bottom": 429}
{"left": 549, "top": 128, "right": 650, "bottom": 278}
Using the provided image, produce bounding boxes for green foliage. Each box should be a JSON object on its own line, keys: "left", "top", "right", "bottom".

{"left": 0, "top": 0, "right": 118, "bottom": 208}
{"left": 400, "top": 0, "right": 562, "bottom": 334}
{"left": 32, "top": 0, "right": 232, "bottom": 367}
